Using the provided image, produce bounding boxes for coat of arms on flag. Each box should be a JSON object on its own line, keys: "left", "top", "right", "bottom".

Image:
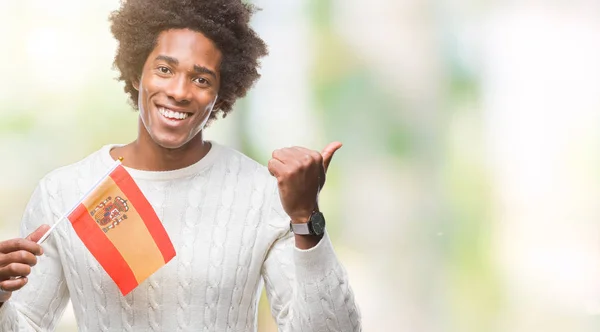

{"left": 90, "top": 195, "right": 129, "bottom": 233}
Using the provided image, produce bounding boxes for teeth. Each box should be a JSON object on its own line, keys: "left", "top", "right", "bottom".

{"left": 159, "top": 107, "right": 189, "bottom": 120}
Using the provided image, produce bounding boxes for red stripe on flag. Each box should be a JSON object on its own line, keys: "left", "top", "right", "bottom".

{"left": 68, "top": 204, "right": 138, "bottom": 295}
{"left": 110, "top": 165, "right": 176, "bottom": 263}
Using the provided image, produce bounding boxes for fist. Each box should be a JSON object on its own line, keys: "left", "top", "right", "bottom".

{"left": 268, "top": 142, "right": 342, "bottom": 222}
{"left": 0, "top": 224, "right": 49, "bottom": 302}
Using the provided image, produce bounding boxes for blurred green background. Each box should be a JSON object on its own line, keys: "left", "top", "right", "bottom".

{"left": 1, "top": 0, "right": 600, "bottom": 331}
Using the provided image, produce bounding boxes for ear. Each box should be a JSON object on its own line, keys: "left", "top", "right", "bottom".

{"left": 132, "top": 79, "right": 140, "bottom": 91}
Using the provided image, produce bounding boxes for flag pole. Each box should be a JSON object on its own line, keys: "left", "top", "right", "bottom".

{"left": 36, "top": 157, "right": 124, "bottom": 245}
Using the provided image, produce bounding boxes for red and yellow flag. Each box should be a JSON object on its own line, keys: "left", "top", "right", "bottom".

{"left": 67, "top": 162, "right": 176, "bottom": 295}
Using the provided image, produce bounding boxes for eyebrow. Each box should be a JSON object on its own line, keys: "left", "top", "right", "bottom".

{"left": 155, "top": 55, "right": 217, "bottom": 80}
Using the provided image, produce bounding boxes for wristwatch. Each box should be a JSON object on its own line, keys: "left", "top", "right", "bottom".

{"left": 290, "top": 211, "right": 326, "bottom": 236}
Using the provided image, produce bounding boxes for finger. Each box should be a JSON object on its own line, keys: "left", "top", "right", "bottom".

{"left": 267, "top": 158, "right": 285, "bottom": 178}
{"left": 290, "top": 147, "right": 325, "bottom": 187}
{"left": 0, "top": 263, "right": 32, "bottom": 279}
{"left": 318, "top": 154, "right": 326, "bottom": 189}
{"left": 320, "top": 141, "right": 343, "bottom": 172}
{"left": 0, "top": 251, "right": 37, "bottom": 267}
{"left": 0, "top": 288, "right": 11, "bottom": 302}
{"left": 272, "top": 148, "right": 297, "bottom": 165}
{"left": 290, "top": 147, "right": 322, "bottom": 161}
{"left": 308, "top": 150, "right": 324, "bottom": 165}
{"left": 26, "top": 224, "right": 50, "bottom": 244}
{"left": 271, "top": 149, "right": 285, "bottom": 163}
{"left": 290, "top": 147, "right": 320, "bottom": 168}
{"left": 0, "top": 238, "right": 42, "bottom": 256}
{"left": 0, "top": 277, "right": 28, "bottom": 292}
{"left": 290, "top": 146, "right": 313, "bottom": 154}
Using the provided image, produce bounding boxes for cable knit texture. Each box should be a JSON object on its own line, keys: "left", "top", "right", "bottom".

{"left": 0, "top": 142, "right": 361, "bottom": 332}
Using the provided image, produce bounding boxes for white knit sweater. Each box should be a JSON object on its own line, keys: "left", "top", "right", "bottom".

{"left": 0, "top": 142, "right": 360, "bottom": 332}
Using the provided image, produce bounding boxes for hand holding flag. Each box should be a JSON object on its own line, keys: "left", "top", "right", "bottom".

{"left": 0, "top": 159, "right": 176, "bottom": 297}
{"left": 0, "top": 224, "right": 49, "bottom": 302}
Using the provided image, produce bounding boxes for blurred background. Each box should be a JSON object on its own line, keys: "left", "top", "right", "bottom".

{"left": 1, "top": 0, "right": 600, "bottom": 331}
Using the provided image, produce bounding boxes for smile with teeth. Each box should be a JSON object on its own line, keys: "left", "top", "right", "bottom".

{"left": 158, "top": 107, "right": 190, "bottom": 120}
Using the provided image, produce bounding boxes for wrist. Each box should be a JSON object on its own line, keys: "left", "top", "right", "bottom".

{"left": 290, "top": 216, "right": 309, "bottom": 224}
{"left": 294, "top": 232, "right": 324, "bottom": 250}
{"left": 290, "top": 205, "right": 319, "bottom": 224}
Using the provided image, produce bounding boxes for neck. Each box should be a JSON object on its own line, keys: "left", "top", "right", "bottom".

{"left": 110, "top": 119, "right": 211, "bottom": 171}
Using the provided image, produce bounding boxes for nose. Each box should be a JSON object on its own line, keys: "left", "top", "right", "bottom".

{"left": 165, "top": 75, "right": 192, "bottom": 104}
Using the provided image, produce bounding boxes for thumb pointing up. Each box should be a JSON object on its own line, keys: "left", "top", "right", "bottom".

{"left": 321, "top": 141, "right": 342, "bottom": 173}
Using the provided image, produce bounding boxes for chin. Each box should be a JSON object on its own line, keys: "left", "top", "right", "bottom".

{"left": 150, "top": 133, "right": 188, "bottom": 150}
{"left": 157, "top": 142, "right": 185, "bottom": 150}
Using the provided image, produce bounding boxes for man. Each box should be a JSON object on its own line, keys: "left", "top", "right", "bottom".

{"left": 0, "top": 0, "right": 361, "bottom": 331}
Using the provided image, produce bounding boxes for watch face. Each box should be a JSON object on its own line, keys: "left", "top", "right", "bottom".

{"left": 310, "top": 212, "right": 326, "bottom": 235}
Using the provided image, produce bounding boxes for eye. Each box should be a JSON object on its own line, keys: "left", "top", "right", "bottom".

{"left": 157, "top": 66, "right": 171, "bottom": 74}
{"left": 193, "top": 77, "right": 209, "bottom": 86}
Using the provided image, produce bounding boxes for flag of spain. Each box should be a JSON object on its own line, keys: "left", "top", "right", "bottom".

{"left": 67, "top": 163, "right": 176, "bottom": 295}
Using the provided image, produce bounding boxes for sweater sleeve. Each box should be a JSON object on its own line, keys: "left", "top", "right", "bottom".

{"left": 261, "top": 184, "right": 361, "bottom": 332}
{"left": 0, "top": 179, "right": 70, "bottom": 331}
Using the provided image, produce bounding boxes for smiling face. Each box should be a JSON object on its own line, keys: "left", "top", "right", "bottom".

{"left": 134, "top": 28, "right": 222, "bottom": 150}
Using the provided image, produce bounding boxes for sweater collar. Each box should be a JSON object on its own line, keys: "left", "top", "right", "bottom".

{"left": 99, "top": 141, "right": 222, "bottom": 180}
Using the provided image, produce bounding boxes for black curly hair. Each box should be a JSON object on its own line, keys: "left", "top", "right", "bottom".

{"left": 109, "top": 0, "right": 268, "bottom": 122}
